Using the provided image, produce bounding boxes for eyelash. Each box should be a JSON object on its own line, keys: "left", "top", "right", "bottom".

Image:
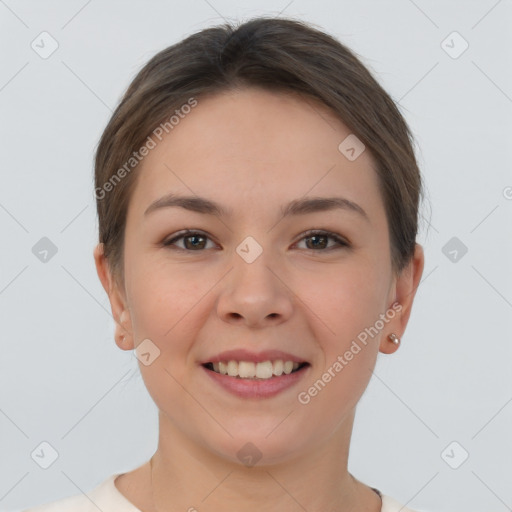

{"left": 162, "top": 229, "right": 350, "bottom": 253}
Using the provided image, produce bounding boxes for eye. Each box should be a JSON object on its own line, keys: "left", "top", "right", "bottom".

{"left": 162, "top": 229, "right": 350, "bottom": 252}
{"left": 294, "top": 230, "right": 350, "bottom": 251}
{"left": 162, "top": 230, "right": 217, "bottom": 251}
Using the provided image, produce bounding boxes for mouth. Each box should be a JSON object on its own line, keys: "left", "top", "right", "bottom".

{"left": 202, "top": 360, "right": 310, "bottom": 380}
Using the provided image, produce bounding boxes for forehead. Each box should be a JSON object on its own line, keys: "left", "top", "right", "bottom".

{"left": 128, "top": 87, "right": 385, "bottom": 224}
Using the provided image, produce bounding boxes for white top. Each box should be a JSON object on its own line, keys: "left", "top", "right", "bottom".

{"left": 22, "top": 473, "right": 421, "bottom": 512}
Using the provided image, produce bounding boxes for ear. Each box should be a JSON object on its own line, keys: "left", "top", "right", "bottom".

{"left": 379, "top": 243, "right": 425, "bottom": 354}
{"left": 93, "top": 243, "right": 134, "bottom": 351}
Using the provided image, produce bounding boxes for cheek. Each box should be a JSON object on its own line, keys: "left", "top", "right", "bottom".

{"left": 127, "top": 266, "right": 207, "bottom": 408}
{"left": 126, "top": 256, "right": 209, "bottom": 347}
{"left": 300, "top": 259, "right": 389, "bottom": 335}
{"left": 299, "top": 268, "right": 383, "bottom": 415}
{"left": 299, "top": 259, "right": 388, "bottom": 399}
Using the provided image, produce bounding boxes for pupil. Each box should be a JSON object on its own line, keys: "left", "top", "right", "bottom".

{"left": 309, "top": 235, "right": 326, "bottom": 249}
{"left": 187, "top": 235, "right": 204, "bottom": 249}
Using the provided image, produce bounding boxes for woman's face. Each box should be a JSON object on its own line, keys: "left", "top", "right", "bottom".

{"left": 97, "top": 87, "right": 423, "bottom": 465}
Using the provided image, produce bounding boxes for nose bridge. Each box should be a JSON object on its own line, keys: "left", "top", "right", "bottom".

{"left": 216, "top": 233, "right": 293, "bottom": 325}
{"left": 231, "top": 234, "right": 279, "bottom": 293}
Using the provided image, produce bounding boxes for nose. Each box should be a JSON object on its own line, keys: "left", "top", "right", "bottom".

{"left": 216, "top": 250, "right": 294, "bottom": 328}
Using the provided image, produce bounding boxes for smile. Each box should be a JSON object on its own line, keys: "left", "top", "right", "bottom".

{"left": 201, "top": 360, "right": 311, "bottom": 399}
{"left": 203, "top": 360, "right": 309, "bottom": 380}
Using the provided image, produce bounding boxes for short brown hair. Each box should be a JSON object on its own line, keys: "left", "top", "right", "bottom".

{"left": 94, "top": 17, "right": 425, "bottom": 285}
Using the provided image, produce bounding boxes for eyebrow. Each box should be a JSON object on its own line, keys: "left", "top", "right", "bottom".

{"left": 144, "top": 193, "right": 370, "bottom": 223}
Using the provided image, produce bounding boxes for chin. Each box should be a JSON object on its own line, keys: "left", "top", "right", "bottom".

{"left": 203, "top": 427, "right": 309, "bottom": 469}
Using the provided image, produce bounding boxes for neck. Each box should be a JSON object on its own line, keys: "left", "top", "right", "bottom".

{"left": 148, "top": 410, "right": 381, "bottom": 512}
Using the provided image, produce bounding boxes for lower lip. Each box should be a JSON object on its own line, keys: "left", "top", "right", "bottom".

{"left": 201, "top": 364, "right": 310, "bottom": 399}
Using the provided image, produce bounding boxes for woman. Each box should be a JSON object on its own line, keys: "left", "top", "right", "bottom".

{"left": 25, "top": 16, "right": 426, "bottom": 512}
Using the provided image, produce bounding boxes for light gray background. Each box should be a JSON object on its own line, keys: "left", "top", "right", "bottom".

{"left": 1, "top": 1, "right": 511, "bottom": 511}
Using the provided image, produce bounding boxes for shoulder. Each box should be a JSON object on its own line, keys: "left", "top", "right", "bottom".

{"left": 380, "top": 494, "right": 423, "bottom": 512}
{"left": 21, "top": 473, "right": 139, "bottom": 512}
{"left": 21, "top": 491, "right": 94, "bottom": 512}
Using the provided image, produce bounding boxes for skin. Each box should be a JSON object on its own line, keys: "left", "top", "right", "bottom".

{"left": 94, "top": 87, "right": 424, "bottom": 512}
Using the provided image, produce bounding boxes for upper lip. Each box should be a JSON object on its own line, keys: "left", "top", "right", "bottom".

{"left": 201, "top": 349, "right": 307, "bottom": 364}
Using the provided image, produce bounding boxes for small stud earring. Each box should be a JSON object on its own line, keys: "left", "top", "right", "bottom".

{"left": 388, "top": 333, "right": 400, "bottom": 345}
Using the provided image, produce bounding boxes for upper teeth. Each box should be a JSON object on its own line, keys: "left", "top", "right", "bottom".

{"left": 212, "top": 360, "right": 301, "bottom": 379}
